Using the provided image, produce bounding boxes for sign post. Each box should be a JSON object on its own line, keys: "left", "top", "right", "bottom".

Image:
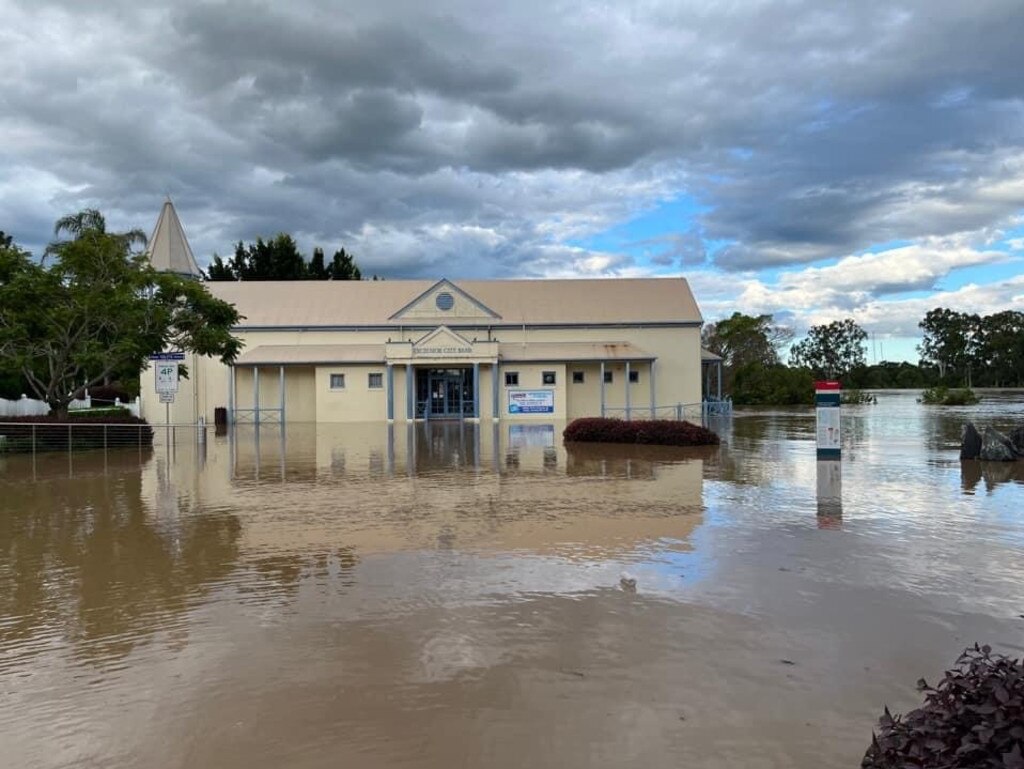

{"left": 150, "top": 352, "right": 184, "bottom": 428}
{"left": 814, "top": 380, "right": 842, "bottom": 528}
{"left": 814, "top": 380, "right": 841, "bottom": 459}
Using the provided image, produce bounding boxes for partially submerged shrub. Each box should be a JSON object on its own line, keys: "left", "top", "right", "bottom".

{"left": 920, "top": 386, "right": 981, "bottom": 405}
{"left": 863, "top": 644, "right": 1024, "bottom": 768}
{"left": 842, "top": 389, "right": 877, "bottom": 405}
{"left": 563, "top": 418, "right": 719, "bottom": 447}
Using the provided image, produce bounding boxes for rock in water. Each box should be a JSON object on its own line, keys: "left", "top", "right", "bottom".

{"left": 979, "top": 427, "right": 1018, "bottom": 462}
{"left": 960, "top": 422, "right": 982, "bottom": 460}
{"left": 1009, "top": 425, "right": 1024, "bottom": 456}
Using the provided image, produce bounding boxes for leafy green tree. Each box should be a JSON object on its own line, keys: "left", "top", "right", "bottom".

{"left": 701, "top": 312, "right": 792, "bottom": 393}
{"left": 308, "top": 247, "right": 329, "bottom": 279}
{"left": 790, "top": 318, "right": 867, "bottom": 380}
{"left": 203, "top": 238, "right": 364, "bottom": 280}
{"left": 732, "top": 363, "right": 814, "bottom": 405}
{"left": 205, "top": 253, "right": 235, "bottom": 281}
{"left": 976, "top": 310, "right": 1024, "bottom": 387}
{"left": 0, "top": 211, "right": 241, "bottom": 415}
{"left": 328, "top": 247, "right": 362, "bottom": 280}
{"left": 918, "top": 308, "right": 982, "bottom": 386}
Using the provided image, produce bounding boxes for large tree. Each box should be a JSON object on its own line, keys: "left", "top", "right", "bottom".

{"left": 0, "top": 211, "right": 242, "bottom": 414}
{"left": 789, "top": 318, "right": 867, "bottom": 380}
{"left": 702, "top": 312, "right": 793, "bottom": 391}
{"left": 918, "top": 308, "right": 982, "bottom": 386}
{"left": 204, "top": 237, "right": 364, "bottom": 281}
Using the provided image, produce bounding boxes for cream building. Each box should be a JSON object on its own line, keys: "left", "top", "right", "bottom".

{"left": 140, "top": 202, "right": 705, "bottom": 425}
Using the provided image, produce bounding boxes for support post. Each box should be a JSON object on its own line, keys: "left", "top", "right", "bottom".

{"left": 279, "top": 365, "right": 285, "bottom": 424}
{"left": 253, "top": 366, "right": 260, "bottom": 425}
{"left": 492, "top": 363, "right": 500, "bottom": 420}
{"left": 649, "top": 360, "right": 656, "bottom": 419}
{"left": 406, "top": 364, "right": 414, "bottom": 420}
{"left": 717, "top": 361, "right": 722, "bottom": 401}
{"left": 228, "top": 365, "right": 235, "bottom": 425}
{"left": 386, "top": 364, "right": 395, "bottom": 421}
{"left": 625, "top": 361, "right": 631, "bottom": 420}
{"left": 599, "top": 361, "right": 606, "bottom": 418}
{"left": 472, "top": 363, "right": 480, "bottom": 419}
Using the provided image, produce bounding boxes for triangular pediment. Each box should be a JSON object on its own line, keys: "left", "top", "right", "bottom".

{"left": 390, "top": 279, "right": 501, "bottom": 321}
{"left": 412, "top": 325, "right": 474, "bottom": 354}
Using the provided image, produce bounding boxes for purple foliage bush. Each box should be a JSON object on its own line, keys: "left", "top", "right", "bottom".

{"left": 563, "top": 418, "right": 719, "bottom": 447}
{"left": 863, "top": 644, "right": 1024, "bottom": 768}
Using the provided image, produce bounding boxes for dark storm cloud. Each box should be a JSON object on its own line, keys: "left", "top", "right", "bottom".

{"left": 2, "top": 0, "right": 1024, "bottom": 281}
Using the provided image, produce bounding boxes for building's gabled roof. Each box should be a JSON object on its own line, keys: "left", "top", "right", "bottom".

{"left": 208, "top": 277, "right": 703, "bottom": 328}
{"left": 146, "top": 200, "right": 202, "bottom": 277}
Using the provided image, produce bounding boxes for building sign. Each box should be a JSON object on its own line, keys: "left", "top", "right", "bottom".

{"left": 814, "top": 380, "right": 841, "bottom": 459}
{"left": 508, "top": 389, "right": 554, "bottom": 414}
{"left": 413, "top": 344, "right": 474, "bottom": 357}
{"left": 155, "top": 362, "right": 179, "bottom": 394}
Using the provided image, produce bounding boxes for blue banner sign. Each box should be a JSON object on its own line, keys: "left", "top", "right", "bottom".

{"left": 149, "top": 352, "right": 186, "bottom": 361}
{"left": 508, "top": 389, "right": 554, "bottom": 414}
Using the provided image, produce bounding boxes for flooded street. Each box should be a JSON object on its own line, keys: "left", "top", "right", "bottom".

{"left": 2, "top": 391, "right": 1023, "bottom": 768}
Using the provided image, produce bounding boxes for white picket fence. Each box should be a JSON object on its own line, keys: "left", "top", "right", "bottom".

{"left": 0, "top": 393, "right": 140, "bottom": 418}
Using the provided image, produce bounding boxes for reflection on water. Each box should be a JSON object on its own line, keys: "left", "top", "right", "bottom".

{"left": 1, "top": 390, "right": 1023, "bottom": 769}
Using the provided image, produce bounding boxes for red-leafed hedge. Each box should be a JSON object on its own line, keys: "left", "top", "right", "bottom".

{"left": 563, "top": 418, "right": 720, "bottom": 446}
{"left": 0, "top": 414, "right": 153, "bottom": 453}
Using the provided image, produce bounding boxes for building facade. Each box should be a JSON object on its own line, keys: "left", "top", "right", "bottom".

{"left": 140, "top": 204, "right": 705, "bottom": 425}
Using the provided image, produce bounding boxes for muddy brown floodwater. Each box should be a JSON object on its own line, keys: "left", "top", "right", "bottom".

{"left": 2, "top": 391, "right": 1023, "bottom": 768}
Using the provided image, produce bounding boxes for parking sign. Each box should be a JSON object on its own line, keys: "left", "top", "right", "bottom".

{"left": 155, "top": 362, "right": 179, "bottom": 393}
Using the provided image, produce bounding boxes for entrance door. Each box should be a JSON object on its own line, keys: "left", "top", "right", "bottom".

{"left": 419, "top": 368, "right": 473, "bottom": 418}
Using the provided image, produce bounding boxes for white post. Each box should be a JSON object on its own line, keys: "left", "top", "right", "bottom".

{"left": 279, "top": 365, "right": 285, "bottom": 424}
{"left": 599, "top": 361, "right": 606, "bottom": 418}
{"left": 253, "top": 366, "right": 261, "bottom": 425}
{"left": 624, "top": 361, "right": 631, "bottom": 420}
{"left": 649, "top": 360, "right": 656, "bottom": 419}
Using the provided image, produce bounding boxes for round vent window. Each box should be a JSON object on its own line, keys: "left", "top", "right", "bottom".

{"left": 435, "top": 292, "right": 455, "bottom": 311}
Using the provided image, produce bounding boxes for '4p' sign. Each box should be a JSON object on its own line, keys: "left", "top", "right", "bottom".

{"left": 155, "top": 363, "right": 179, "bottom": 394}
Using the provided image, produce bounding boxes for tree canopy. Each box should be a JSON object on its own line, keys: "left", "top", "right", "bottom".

{"left": 0, "top": 211, "right": 242, "bottom": 413}
{"left": 789, "top": 318, "right": 867, "bottom": 380}
{"left": 205, "top": 236, "right": 364, "bottom": 281}
{"left": 701, "top": 312, "right": 793, "bottom": 393}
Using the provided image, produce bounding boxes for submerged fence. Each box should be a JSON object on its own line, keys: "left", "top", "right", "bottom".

{"left": 603, "top": 399, "right": 733, "bottom": 422}
{"left": 0, "top": 421, "right": 157, "bottom": 454}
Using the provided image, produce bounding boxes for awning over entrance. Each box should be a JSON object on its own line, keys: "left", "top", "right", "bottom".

{"left": 235, "top": 344, "right": 385, "bottom": 365}
{"left": 499, "top": 341, "right": 654, "bottom": 362}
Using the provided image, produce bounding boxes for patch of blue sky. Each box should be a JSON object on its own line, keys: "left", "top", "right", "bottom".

{"left": 568, "top": 193, "right": 709, "bottom": 271}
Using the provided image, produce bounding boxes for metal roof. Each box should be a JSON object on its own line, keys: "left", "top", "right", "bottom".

{"left": 208, "top": 277, "right": 702, "bottom": 328}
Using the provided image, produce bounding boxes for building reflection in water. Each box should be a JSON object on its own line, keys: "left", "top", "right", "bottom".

{"left": 816, "top": 460, "right": 843, "bottom": 529}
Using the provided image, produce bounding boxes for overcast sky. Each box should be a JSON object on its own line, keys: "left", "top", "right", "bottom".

{"left": 2, "top": 0, "right": 1023, "bottom": 358}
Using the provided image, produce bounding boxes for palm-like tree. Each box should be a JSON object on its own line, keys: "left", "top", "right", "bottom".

{"left": 45, "top": 208, "right": 147, "bottom": 261}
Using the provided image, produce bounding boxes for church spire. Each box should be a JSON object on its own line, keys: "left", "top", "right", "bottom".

{"left": 146, "top": 198, "right": 202, "bottom": 277}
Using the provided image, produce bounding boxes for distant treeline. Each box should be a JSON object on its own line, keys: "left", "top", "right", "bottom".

{"left": 703, "top": 309, "right": 1024, "bottom": 406}
{"left": 205, "top": 234, "right": 374, "bottom": 281}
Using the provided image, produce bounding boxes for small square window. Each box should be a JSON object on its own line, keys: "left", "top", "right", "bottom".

{"left": 505, "top": 371, "right": 519, "bottom": 386}
{"left": 603, "top": 371, "right": 613, "bottom": 384}
{"left": 629, "top": 370, "right": 640, "bottom": 384}
{"left": 542, "top": 371, "right": 556, "bottom": 385}
{"left": 368, "top": 372, "right": 383, "bottom": 389}
{"left": 330, "top": 373, "right": 346, "bottom": 389}
{"left": 572, "top": 371, "right": 585, "bottom": 384}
